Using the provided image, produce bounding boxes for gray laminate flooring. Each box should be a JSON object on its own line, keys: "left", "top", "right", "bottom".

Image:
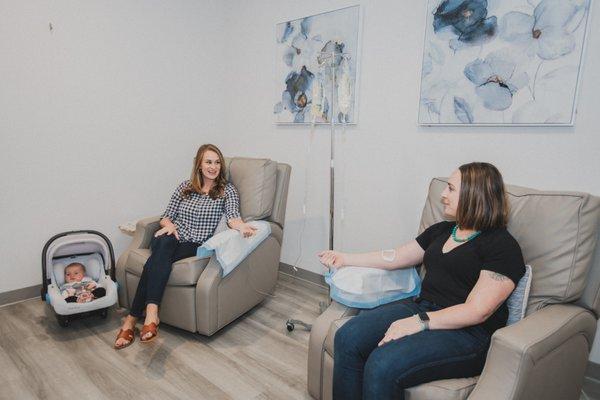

{"left": 583, "top": 376, "right": 600, "bottom": 400}
{"left": 2, "top": 275, "right": 598, "bottom": 400}
{"left": 0, "top": 274, "right": 327, "bottom": 400}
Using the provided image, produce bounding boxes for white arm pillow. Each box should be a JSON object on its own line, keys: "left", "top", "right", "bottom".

{"left": 198, "top": 221, "right": 272, "bottom": 277}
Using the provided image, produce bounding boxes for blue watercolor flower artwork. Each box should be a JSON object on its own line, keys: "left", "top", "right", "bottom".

{"left": 274, "top": 6, "right": 361, "bottom": 124}
{"left": 419, "top": 0, "right": 591, "bottom": 125}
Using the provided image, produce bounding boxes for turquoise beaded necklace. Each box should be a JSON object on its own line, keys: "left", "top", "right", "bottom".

{"left": 451, "top": 224, "right": 481, "bottom": 243}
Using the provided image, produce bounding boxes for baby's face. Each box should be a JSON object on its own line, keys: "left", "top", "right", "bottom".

{"left": 65, "top": 266, "right": 85, "bottom": 283}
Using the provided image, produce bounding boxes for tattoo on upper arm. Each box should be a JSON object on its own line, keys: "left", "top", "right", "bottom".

{"left": 487, "top": 271, "right": 510, "bottom": 281}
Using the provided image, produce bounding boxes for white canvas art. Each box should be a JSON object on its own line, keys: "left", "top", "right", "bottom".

{"left": 418, "top": 0, "right": 592, "bottom": 125}
{"left": 274, "top": 6, "right": 361, "bottom": 124}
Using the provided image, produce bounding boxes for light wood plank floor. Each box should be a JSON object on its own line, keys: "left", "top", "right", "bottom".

{"left": 4, "top": 277, "right": 597, "bottom": 400}
{"left": 0, "top": 274, "right": 327, "bottom": 400}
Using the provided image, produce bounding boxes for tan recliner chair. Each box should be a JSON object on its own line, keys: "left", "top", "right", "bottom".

{"left": 308, "top": 178, "right": 600, "bottom": 400}
{"left": 116, "top": 157, "right": 290, "bottom": 336}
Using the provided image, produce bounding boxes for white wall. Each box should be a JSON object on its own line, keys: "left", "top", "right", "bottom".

{"left": 3, "top": 0, "right": 600, "bottom": 361}
{"left": 0, "top": 0, "right": 226, "bottom": 293}
{"left": 218, "top": 0, "right": 600, "bottom": 273}
{"left": 216, "top": 0, "right": 600, "bottom": 359}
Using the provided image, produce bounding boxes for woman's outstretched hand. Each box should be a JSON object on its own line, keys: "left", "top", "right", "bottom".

{"left": 238, "top": 223, "right": 258, "bottom": 238}
{"left": 318, "top": 250, "right": 346, "bottom": 269}
{"left": 228, "top": 218, "right": 257, "bottom": 238}
{"left": 155, "top": 223, "right": 180, "bottom": 240}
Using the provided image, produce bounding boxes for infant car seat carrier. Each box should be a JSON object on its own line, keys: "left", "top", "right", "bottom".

{"left": 41, "top": 230, "right": 118, "bottom": 327}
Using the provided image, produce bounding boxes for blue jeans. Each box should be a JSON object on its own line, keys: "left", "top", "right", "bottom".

{"left": 333, "top": 298, "right": 491, "bottom": 400}
{"left": 129, "top": 234, "right": 199, "bottom": 318}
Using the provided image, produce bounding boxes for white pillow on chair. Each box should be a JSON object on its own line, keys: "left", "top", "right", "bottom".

{"left": 506, "top": 264, "right": 533, "bottom": 325}
{"left": 199, "top": 221, "right": 271, "bottom": 277}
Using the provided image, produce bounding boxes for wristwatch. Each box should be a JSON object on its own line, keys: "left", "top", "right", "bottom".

{"left": 416, "top": 312, "right": 430, "bottom": 331}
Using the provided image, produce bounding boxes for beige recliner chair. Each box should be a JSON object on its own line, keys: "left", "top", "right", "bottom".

{"left": 116, "top": 157, "right": 290, "bottom": 336}
{"left": 308, "top": 178, "right": 600, "bottom": 400}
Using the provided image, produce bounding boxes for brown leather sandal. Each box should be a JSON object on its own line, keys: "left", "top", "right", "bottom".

{"left": 140, "top": 322, "right": 159, "bottom": 343}
{"left": 114, "top": 328, "right": 135, "bottom": 350}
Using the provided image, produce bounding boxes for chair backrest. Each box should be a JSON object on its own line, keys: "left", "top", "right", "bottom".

{"left": 222, "top": 157, "right": 291, "bottom": 228}
{"left": 418, "top": 178, "right": 600, "bottom": 317}
{"left": 269, "top": 163, "right": 292, "bottom": 228}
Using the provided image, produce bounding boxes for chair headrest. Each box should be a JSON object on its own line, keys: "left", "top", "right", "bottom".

{"left": 225, "top": 157, "right": 278, "bottom": 221}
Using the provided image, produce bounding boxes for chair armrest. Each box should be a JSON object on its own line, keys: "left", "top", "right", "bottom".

{"left": 195, "top": 257, "right": 223, "bottom": 335}
{"left": 115, "top": 216, "right": 161, "bottom": 307}
{"left": 195, "top": 234, "right": 282, "bottom": 335}
{"left": 308, "top": 301, "right": 359, "bottom": 399}
{"left": 469, "top": 304, "right": 597, "bottom": 400}
{"left": 132, "top": 216, "right": 162, "bottom": 249}
{"left": 244, "top": 234, "right": 281, "bottom": 293}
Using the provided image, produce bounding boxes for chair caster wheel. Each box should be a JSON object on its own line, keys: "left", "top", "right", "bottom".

{"left": 286, "top": 321, "right": 295, "bottom": 332}
{"left": 286, "top": 319, "right": 312, "bottom": 331}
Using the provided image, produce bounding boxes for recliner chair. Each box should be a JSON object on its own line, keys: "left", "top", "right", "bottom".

{"left": 116, "top": 157, "right": 291, "bottom": 336}
{"left": 308, "top": 178, "right": 600, "bottom": 400}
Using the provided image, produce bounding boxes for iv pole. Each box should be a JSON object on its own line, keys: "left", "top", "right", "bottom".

{"left": 321, "top": 51, "right": 341, "bottom": 252}
{"left": 286, "top": 51, "right": 351, "bottom": 332}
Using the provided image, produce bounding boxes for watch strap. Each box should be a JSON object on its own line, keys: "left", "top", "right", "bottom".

{"left": 418, "top": 311, "right": 430, "bottom": 321}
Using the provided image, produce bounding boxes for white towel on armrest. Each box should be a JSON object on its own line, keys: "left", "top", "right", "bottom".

{"left": 198, "top": 221, "right": 272, "bottom": 277}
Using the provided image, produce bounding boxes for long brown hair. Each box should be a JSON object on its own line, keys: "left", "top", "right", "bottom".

{"left": 456, "top": 162, "right": 509, "bottom": 231}
{"left": 182, "top": 144, "right": 227, "bottom": 200}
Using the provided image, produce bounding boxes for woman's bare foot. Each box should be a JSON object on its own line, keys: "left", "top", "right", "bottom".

{"left": 114, "top": 315, "right": 137, "bottom": 348}
{"left": 141, "top": 304, "right": 160, "bottom": 341}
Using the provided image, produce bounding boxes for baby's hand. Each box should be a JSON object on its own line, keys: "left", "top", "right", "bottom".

{"left": 85, "top": 282, "right": 96, "bottom": 290}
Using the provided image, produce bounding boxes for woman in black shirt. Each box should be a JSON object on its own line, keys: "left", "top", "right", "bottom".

{"left": 319, "top": 162, "right": 525, "bottom": 400}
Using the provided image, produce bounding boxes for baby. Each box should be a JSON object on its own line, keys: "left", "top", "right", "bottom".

{"left": 60, "top": 262, "right": 106, "bottom": 303}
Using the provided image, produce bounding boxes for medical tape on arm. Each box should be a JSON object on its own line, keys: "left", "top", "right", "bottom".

{"left": 381, "top": 249, "right": 396, "bottom": 263}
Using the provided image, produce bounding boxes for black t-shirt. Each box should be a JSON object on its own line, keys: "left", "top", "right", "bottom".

{"left": 416, "top": 221, "right": 525, "bottom": 334}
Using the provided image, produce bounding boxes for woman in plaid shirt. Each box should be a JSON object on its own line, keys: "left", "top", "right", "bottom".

{"left": 114, "top": 144, "right": 256, "bottom": 349}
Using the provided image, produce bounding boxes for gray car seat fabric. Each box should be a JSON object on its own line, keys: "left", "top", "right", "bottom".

{"left": 45, "top": 235, "right": 118, "bottom": 316}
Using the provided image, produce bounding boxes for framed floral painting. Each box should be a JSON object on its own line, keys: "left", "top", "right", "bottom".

{"left": 274, "top": 5, "right": 361, "bottom": 124}
{"left": 418, "top": 0, "right": 592, "bottom": 126}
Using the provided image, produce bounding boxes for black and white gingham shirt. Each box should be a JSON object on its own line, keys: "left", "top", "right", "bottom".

{"left": 162, "top": 180, "right": 241, "bottom": 244}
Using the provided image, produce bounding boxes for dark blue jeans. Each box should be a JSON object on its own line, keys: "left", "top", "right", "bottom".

{"left": 129, "top": 234, "right": 199, "bottom": 318}
{"left": 333, "top": 298, "right": 491, "bottom": 400}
